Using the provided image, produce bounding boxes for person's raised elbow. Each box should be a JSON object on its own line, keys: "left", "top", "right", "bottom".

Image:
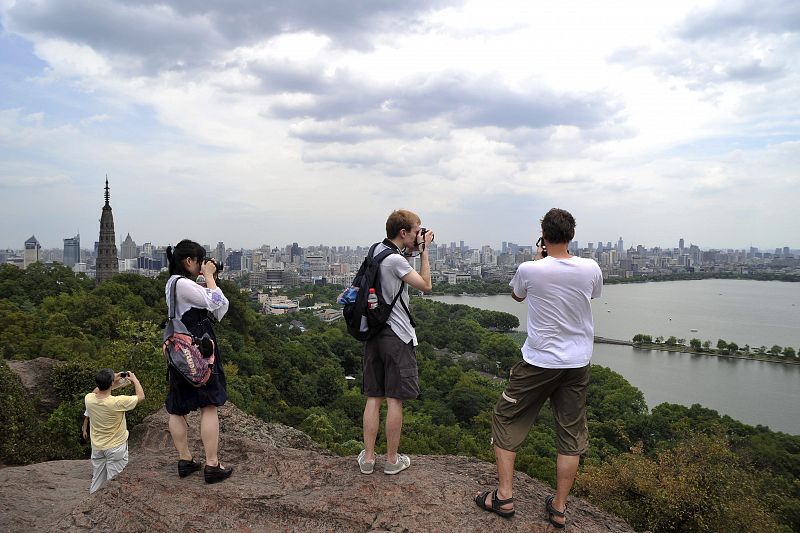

{"left": 403, "top": 271, "right": 432, "bottom": 293}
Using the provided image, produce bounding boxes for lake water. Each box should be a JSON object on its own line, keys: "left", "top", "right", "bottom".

{"left": 431, "top": 280, "right": 800, "bottom": 435}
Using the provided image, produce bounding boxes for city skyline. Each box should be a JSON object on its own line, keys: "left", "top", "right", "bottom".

{"left": 1, "top": 1, "right": 799, "bottom": 249}
{"left": 3, "top": 227, "right": 796, "bottom": 255}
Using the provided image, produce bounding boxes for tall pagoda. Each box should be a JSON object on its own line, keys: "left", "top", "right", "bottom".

{"left": 96, "top": 176, "right": 119, "bottom": 283}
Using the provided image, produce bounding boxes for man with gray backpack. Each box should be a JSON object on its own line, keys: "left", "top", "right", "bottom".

{"left": 345, "top": 209, "right": 434, "bottom": 475}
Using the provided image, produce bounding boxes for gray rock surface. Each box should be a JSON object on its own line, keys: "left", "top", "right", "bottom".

{"left": 0, "top": 460, "right": 91, "bottom": 532}
{"left": 1, "top": 404, "right": 636, "bottom": 532}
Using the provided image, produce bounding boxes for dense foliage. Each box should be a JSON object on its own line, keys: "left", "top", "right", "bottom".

{"left": 1, "top": 263, "right": 798, "bottom": 531}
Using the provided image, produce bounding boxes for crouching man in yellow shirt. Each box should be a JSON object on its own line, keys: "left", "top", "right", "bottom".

{"left": 84, "top": 369, "right": 145, "bottom": 493}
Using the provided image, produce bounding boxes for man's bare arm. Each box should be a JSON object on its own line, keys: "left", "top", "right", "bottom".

{"left": 401, "top": 231, "right": 433, "bottom": 292}
{"left": 128, "top": 372, "right": 145, "bottom": 403}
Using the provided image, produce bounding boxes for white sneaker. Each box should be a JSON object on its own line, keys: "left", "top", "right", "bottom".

{"left": 358, "top": 449, "right": 375, "bottom": 474}
{"left": 383, "top": 454, "right": 411, "bottom": 475}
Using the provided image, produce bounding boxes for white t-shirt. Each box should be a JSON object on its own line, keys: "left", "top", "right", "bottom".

{"left": 509, "top": 256, "right": 603, "bottom": 368}
{"left": 373, "top": 243, "right": 416, "bottom": 345}
{"left": 166, "top": 275, "right": 229, "bottom": 322}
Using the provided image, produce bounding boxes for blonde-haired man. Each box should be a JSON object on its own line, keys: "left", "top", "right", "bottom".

{"left": 358, "top": 209, "right": 434, "bottom": 475}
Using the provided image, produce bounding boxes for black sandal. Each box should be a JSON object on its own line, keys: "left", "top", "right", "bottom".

{"left": 545, "top": 495, "right": 566, "bottom": 529}
{"left": 475, "top": 488, "right": 515, "bottom": 518}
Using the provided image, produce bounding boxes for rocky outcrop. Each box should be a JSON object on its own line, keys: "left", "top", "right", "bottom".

{"left": 0, "top": 460, "right": 90, "bottom": 533}
{"left": 1, "top": 404, "right": 635, "bottom": 532}
{"left": 6, "top": 357, "right": 62, "bottom": 411}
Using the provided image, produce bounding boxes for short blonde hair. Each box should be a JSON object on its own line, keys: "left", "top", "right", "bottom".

{"left": 386, "top": 209, "right": 421, "bottom": 239}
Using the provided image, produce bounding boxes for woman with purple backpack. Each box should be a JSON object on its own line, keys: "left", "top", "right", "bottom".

{"left": 164, "top": 239, "right": 233, "bottom": 484}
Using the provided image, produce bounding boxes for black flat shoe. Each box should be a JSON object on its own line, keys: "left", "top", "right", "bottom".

{"left": 178, "top": 458, "right": 201, "bottom": 478}
{"left": 204, "top": 463, "right": 233, "bottom": 484}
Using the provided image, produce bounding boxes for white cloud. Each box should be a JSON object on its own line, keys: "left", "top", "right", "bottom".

{"left": 0, "top": 0, "right": 798, "bottom": 249}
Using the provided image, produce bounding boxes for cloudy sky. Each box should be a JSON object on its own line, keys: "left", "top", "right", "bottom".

{"left": 1, "top": 0, "right": 798, "bottom": 250}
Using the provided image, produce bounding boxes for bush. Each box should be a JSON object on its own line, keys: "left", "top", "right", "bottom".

{"left": 577, "top": 433, "right": 787, "bottom": 532}
{"left": 0, "top": 361, "right": 48, "bottom": 464}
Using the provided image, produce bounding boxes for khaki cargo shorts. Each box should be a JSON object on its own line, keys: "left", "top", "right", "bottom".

{"left": 491, "top": 361, "right": 590, "bottom": 455}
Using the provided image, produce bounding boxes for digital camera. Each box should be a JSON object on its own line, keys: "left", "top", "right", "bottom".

{"left": 203, "top": 258, "right": 224, "bottom": 273}
{"left": 415, "top": 227, "right": 434, "bottom": 250}
{"left": 535, "top": 237, "right": 548, "bottom": 258}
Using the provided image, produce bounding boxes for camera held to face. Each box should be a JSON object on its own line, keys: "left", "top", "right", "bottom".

{"left": 536, "top": 237, "right": 548, "bottom": 258}
{"left": 203, "top": 258, "right": 224, "bottom": 274}
{"left": 415, "top": 227, "right": 434, "bottom": 250}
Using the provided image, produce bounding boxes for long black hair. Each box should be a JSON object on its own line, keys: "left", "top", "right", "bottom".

{"left": 166, "top": 239, "right": 206, "bottom": 277}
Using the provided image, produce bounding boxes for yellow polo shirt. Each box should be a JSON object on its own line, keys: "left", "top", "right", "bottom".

{"left": 84, "top": 393, "right": 139, "bottom": 450}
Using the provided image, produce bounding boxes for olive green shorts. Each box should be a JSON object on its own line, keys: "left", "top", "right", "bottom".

{"left": 491, "top": 361, "right": 590, "bottom": 455}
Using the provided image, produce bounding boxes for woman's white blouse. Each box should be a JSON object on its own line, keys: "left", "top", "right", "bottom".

{"left": 166, "top": 275, "right": 229, "bottom": 322}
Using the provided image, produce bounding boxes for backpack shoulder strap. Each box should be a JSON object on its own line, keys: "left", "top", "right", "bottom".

{"left": 374, "top": 240, "right": 402, "bottom": 263}
{"left": 374, "top": 248, "right": 397, "bottom": 263}
{"left": 391, "top": 282, "right": 417, "bottom": 328}
{"left": 168, "top": 276, "right": 182, "bottom": 320}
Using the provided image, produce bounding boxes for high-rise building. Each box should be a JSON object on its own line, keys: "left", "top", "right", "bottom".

{"left": 290, "top": 242, "right": 302, "bottom": 264}
{"left": 227, "top": 250, "right": 243, "bottom": 271}
{"left": 679, "top": 238, "right": 685, "bottom": 253}
{"left": 24, "top": 235, "right": 41, "bottom": 268}
{"left": 63, "top": 234, "right": 80, "bottom": 267}
{"left": 617, "top": 237, "right": 624, "bottom": 259}
{"left": 96, "top": 177, "right": 119, "bottom": 283}
{"left": 142, "top": 242, "right": 154, "bottom": 258}
{"left": 121, "top": 233, "right": 138, "bottom": 260}
{"left": 215, "top": 242, "right": 226, "bottom": 264}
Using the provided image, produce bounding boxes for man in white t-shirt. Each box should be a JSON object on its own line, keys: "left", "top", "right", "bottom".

{"left": 358, "top": 209, "right": 434, "bottom": 476}
{"left": 475, "top": 208, "right": 602, "bottom": 529}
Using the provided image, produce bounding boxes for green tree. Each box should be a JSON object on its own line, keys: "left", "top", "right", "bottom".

{"left": 447, "top": 375, "right": 494, "bottom": 424}
{"left": 770, "top": 345, "right": 783, "bottom": 356}
{"left": 479, "top": 333, "right": 519, "bottom": 372}
{"left": 665, "top": 336, "right": 677, "bottom": 346}
{"left": 782, "top": 346, "right": 796, "bottom": 358}
{"left": 315, "top": 363, "right": 345, "bottom": 406}
{"left": 300, "top": 408, "right": 340, "bottom": 448}
{"left": 689, "top": 338, "right": 702, "bottom": 351}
